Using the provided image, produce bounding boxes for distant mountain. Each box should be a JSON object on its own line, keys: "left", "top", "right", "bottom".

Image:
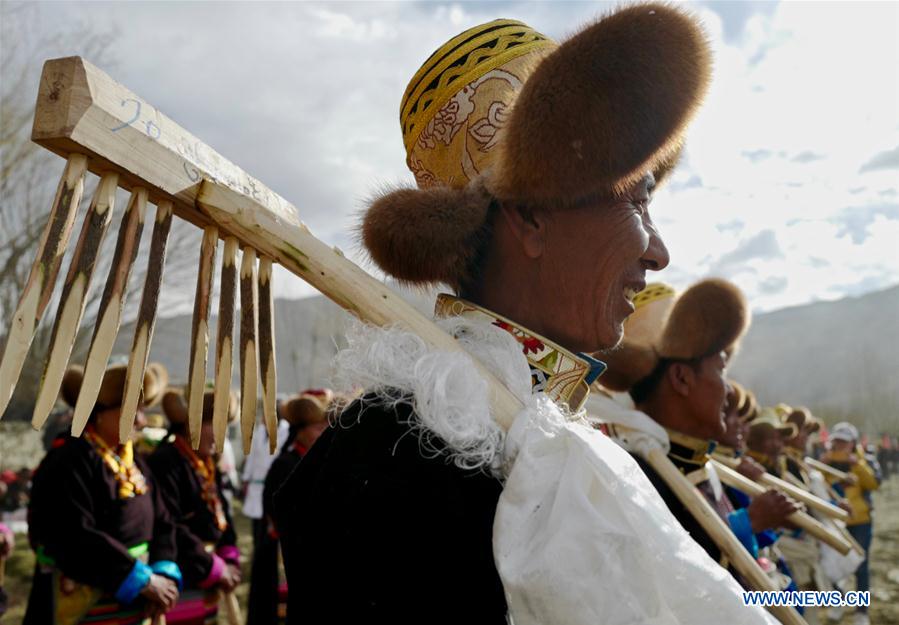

{"left": 5, "top": 281, "right": 897, "bottom": 436}
{"left": 729, "top": 284, "right": 899, "bottom": 434}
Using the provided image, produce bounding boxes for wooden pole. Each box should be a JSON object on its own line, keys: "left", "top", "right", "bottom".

{"left": 804, "top": 457, "right": 851, "bottom": 482}
{"left": 257, "top": 257, "right": 278, "bottom": 453}
{"left": 188, "top": 227, "right": 218, "bottom": 448}
{"left": 710, "top": 460, "right": 852, "bottom": 555}
{"left": 31, "top": 171, "right": 118, "bottom": 430}
{"left": 223, "top": 591, "right": 241, "bottom": 625}
{"left": 213, "top": 237, "right": 238, "bottom": 451}
{"left": 120, "top": 200, "right": 173, "bottom": 441}
{"left": 239, "top": 247, "right": 259, "bottom": 455}
{"left": 71, "top": 187, "right": 147, "bottom": 436}
{"left": 29, "top": 56, "right": 523, "bottom": 432}
{"left": 644, "top": 448, "right": 805, "bottom": 625}
{"left": 712, "top": 454, "right": 849, "bottom": 521}
{"left": 644, "top": 449, "right": 807, "bottom": 625}
{"left": 0, "top": 153, "right": 87, "bottom": 418}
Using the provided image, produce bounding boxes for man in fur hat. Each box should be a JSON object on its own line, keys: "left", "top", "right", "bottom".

{"left": 598, "top": 280, "right": 800, "bottom": 568}
{"left": 247, "top": 389, "right": 336, "bottom": 625}
{"left": 24, "top": 363, "right": 182, "bottom": 625}
{"left": 276, "top": 5, "right": 728, "bottom": 624}
{"left": 148, "top": 386, "right": 241, "bottom": 625}
{"left": 746, "top": 407, "right": 799, "bottom": 477}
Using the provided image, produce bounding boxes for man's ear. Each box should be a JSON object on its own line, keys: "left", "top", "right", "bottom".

{"left": 667, "top": 361, "right": 695, "bottom": 398}
{"left": 498, "top": 201, "right": 545, "bottom": 259}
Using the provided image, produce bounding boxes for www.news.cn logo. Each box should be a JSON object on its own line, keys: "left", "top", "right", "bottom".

{"left": 742, "top": 590, "right": 871, "bottom": 608}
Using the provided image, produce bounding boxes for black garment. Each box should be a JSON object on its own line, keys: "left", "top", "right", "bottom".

{"left": 274, "top": 397, "right": 507, "bottom": 625}
{"left": 247, "top": 429, "right": 303, "bottom": 625}
{"left": 147, "top": 439, "right": 237, "bottom": 587}
{"left": 24, "top": 435, "right": 177, "bottom": 624}
{"left": 634, "top": 454, "right": 722, "bottom": 563}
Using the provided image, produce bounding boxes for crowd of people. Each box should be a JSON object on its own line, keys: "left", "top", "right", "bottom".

{"left": 0, "top": 3, "right": 896, "bottom": 625}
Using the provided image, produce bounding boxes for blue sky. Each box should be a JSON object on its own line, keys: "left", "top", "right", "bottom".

{"left": 8, "top": 1, "right": 899, "bottom": 313}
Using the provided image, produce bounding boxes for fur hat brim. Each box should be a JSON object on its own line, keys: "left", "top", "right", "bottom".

{"left": 362, "top": 3, "right": 711, "bottom": 290}
{"left": 494, "top": 3, "right": 711, "bottom": 204}
{"left": 659, "top": 278, "right": 750, "bottom": 361}
{"left": 284, "top": 389, "right": 334, "bottom": 427}
{"left": 162, "top": 386, "right": 238, "bottom": 426}
{"left": 61, "top": 363, "right": 168, "bottom": 411}
{"left": 596, "top": 340, "right": 659, "bottom": 392}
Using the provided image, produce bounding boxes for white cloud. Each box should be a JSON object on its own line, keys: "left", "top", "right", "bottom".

{"left": 12, "top": 0, "right": 898, "bottom": 312}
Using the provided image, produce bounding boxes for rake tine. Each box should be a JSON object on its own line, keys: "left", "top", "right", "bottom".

{"left": 257, "top": 257, "right": 278, "bottom": 453}
{"left": 188, "top": 227, "right": 219, "bottom": 449}
{"left": 239, "top": 247, "right": 259, "bottom": 455}
{"left": 0, "top": 154, "right": 88, "bottom": 418}
{"left": 213, "top": 237, "right": 238, "bottom": 451}
{"left": 71, "top": 187, "right": 148, "bottom": 436}
{"left": 119, "top": 201, "right": 174, "bottom": 442}
{"left": 31, "top": 172, "right": 119, "bottom": 430}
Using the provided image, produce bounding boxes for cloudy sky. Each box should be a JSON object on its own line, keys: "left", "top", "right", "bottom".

{"left": 9, "top": 1, "right": 899, "bottom": 313}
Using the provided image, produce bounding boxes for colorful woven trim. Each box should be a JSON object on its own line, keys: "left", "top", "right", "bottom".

{"left": 666, "top": 428, "right": 716, "bottom": 468}
{"left": 173, "top": 436, "right": 228, "bottom": 532}
{"left": 434, "top": 294, "right": 605, "bottom": 412}
{"left": 400, "top": 19, "right": 554, "bottom": 157}
{"left": 83, "top": 428, "right": 148, "bottom": 499}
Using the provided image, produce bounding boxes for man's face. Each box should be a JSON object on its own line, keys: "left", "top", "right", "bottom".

{"left": 717, "top": 385, "right": 743, "bottom": 447}
{"left": 753, "top": 427, "right": 784, "bottom": 459}
{"left": 685, "top": 351, "right": 729, "bottom": 440}
{"left": 830, "top": 439, "right": 854, "bottom": 454}
{"left": 532, "top": 175, "right": 669, "bottom": 352}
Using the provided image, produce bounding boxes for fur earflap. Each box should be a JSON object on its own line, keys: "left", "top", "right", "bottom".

{"left": 596, "top": 340, "right": 659, "bottom": 392}
{"left": 284, "top": 389, "right": 334, "bottom": 427}
{"left": 659, "top": 278, "right": 750, "bottom": 361}
{"left": 362, "top": 180, "right": 493, "bottom": 290}
{"left": 493, "top": 3, "right": 711, "bottom": 204}
{"left": 61, "top": 363, "right": 167, "bottom": 410}
{"left": 162, "top": 387, "right": 238, "bottom": 426}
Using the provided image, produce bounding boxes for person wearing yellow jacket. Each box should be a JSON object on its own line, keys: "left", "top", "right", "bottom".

{"left": 821, "top": 422, "right": 880, "bottom": 625}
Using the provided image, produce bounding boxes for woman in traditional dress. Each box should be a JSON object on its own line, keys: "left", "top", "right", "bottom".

{"left": 148, "top": 386, "right": 241, "bottom": 625}
{"left": 24, "top": 363, "right": 181, "bottom": 625}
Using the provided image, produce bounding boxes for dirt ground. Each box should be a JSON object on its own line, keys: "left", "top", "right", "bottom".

{"left": 2, "top": 477, "right": 897, "bottom": 624}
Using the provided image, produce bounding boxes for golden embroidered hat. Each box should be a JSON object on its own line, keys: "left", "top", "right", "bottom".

{"left": 161, "top": 384, "right": 238, "bottom": 426}
{"left": 599, "top": 278, "right": 750, "bottom": 392}
{"left": 364, "top": 4, "right": 712, "bottom": 291}
{"left": 751, "top": 407, "right": 798, "bottom": 438}
{"left": 60, "top": 362, "right": 168, "bottom": 410}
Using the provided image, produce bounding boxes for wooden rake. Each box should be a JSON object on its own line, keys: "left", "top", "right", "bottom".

{"left": 0, "top": 56, "right": 521, "bottom": 453}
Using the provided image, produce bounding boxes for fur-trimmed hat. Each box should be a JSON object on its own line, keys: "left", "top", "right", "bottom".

{"left": 731, "top": 382, "right": 758, "bottom": 423}
{"left": 283, "top": 389, "right": 334, "bottom": 427}
{"left": 363, "top": 4, "right": 712, "bottom": 291}
{"left": 60, "top": 362, "right": 168, "bottom": 411}
{"left": 751, "top": 407, "right": 798, "bottom": 438}
{"left": 787, "top": 406, "right": 819, "bottom": 434}
{"left": 600, "top": 278, "right": 750, "bottom": 392}
{"left": 161, "top": 385, "right": 238, "bottom": 426}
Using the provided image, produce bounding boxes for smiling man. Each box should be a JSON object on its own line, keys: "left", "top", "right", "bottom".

{"left": 275, "top": 4, "right": 714, "bottom": 624}
{"left": 599, "top": 280, "right": 799, "bottom": 566}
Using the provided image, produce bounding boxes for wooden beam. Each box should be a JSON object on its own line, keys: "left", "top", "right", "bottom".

{"left": 31, "top": 172, "right": 118, "bottom": 429}
{"left": 71, "top": 187, "right": 147, "bottom": 436}
{"left": 213, "top": 237, "right": 238, "bottom": 451}
{"left": 257, "top": 257, "right": 278, "bottom": 453}
{"left": 0, "top": 154, "right": 87, "bottom": 418}
{"left": 188, "top": 227, "right": 218, "bottom": 448}
{"left": 239, "top": 247, "right": 259, "bottom": 455}
{"left": 120, "top": 201, "right": 173, "bottom": 441}
{"left": 30, "top": 56, "right": 522, "bottom": 431}
{"left": 710, "top": 460, "right": 852, "bottom": 555}
{"left": 712, "top": 454, "right": 849, "bottom": 521}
